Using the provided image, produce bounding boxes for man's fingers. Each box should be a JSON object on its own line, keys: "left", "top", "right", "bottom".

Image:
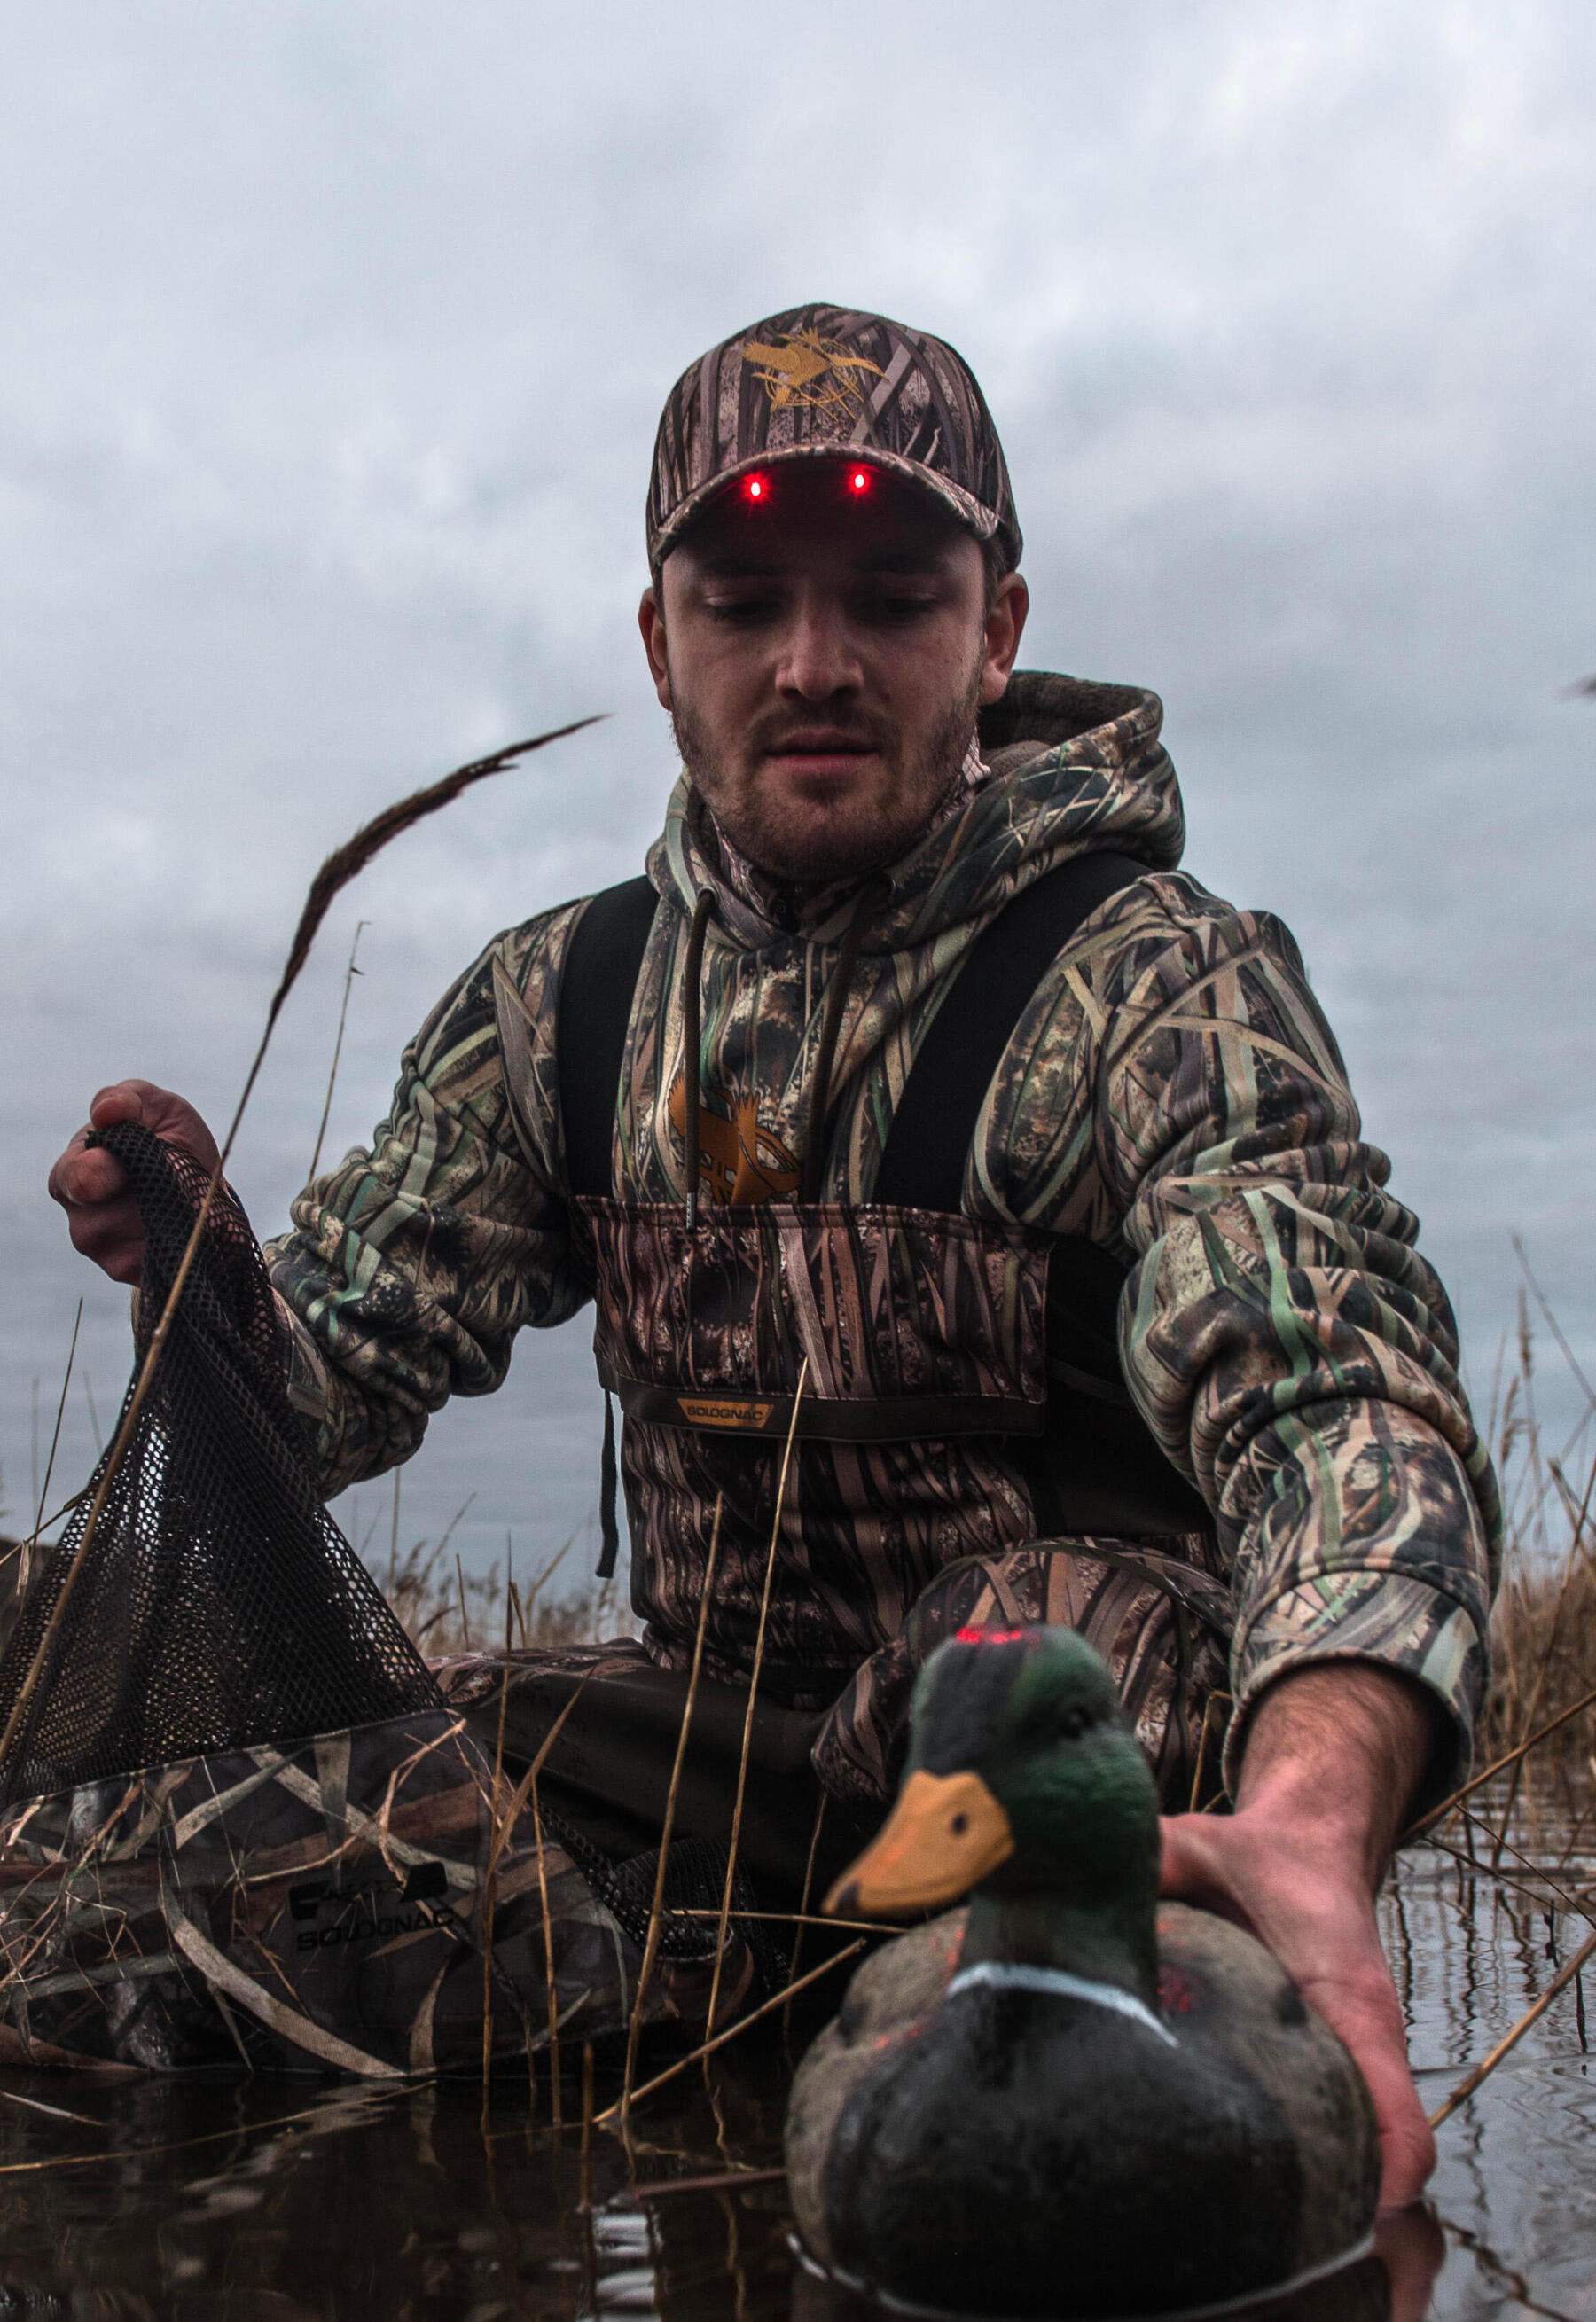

{"left": 51, "top": 1139, "right": 129, "bottom": 1212}
{"left": 87, "top": 1081, "right": 155, "bottom": 1130}
{"left": 1159, "top": 1811, "right": 1432, "bottom": 2209}
{"left": 49, "top": 1083, "right": 223, "bottom": 1290}
{"left": 89, "top": 1080, "right": 221, "bottom": 1169}
{"left": 1293, "top": 1963, "right": 1436, "bottom": 2210}
{"left": 62, "top": 1199, "right": 145, "bottom": 1267}
{"left": 1369, "top": 2058, "right": 1438, "bottom": 2211}
{"left": 91, "top": 1082, "right": 222, "bottom": 1174}
{"left": 1304, "top": 1984, "right": 1436, "bottom": 2207}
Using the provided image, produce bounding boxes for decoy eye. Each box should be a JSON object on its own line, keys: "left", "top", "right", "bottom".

{"left": 950, "top": 1811, "right": 969, "bottom": 1835}
{"left": 1058, "top": 1709, "right": 1088, "bottom": 1741}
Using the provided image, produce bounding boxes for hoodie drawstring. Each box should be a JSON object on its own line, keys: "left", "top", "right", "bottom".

{"left": 681, "top": 886, "right": 718, "bottom": 1229}
{"left": 802, "top": 881, "right": 880, "bottom": 1205}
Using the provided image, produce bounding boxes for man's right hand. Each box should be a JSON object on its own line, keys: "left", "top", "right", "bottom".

{"left": 49, "top": 1082, "right": 221, "bottom": 1286}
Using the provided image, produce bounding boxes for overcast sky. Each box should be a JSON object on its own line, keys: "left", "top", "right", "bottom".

{"left": 1, "top": 2, "right": 1591, "bottom": 1589}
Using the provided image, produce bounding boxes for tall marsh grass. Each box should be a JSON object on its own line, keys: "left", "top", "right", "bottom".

{"left": 1479, "top": 1290, "right": 1596, "bottom": 1780}
{"left": 372, "top": 1530, "right": 629, "bottom": 1662}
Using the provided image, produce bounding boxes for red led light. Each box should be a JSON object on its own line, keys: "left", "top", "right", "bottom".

{"left": 849, "top": 467, "right": 870, "bottom": 493}
{"left": 742, "top": 473, "right": 769, "bottom": 502}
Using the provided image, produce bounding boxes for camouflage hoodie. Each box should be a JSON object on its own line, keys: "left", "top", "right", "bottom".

{"left": 267, "top": 672, "right": 1501, "bottom": 1800}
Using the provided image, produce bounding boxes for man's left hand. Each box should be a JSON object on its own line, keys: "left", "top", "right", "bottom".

{"left": 1158, "top": 1662, "right": 1443, "bottom": 2209}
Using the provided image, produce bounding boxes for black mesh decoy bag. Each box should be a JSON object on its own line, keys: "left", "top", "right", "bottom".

{"left": 0, "top": 1124, "right": 761, "bottom": 2076}
{"left": 0, "top": 1122, "right": 441, "bottom": 1803}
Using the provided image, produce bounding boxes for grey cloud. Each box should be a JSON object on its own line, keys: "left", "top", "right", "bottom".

{"left": 1, "top": 0, "right": 1591, "bottom": 1575}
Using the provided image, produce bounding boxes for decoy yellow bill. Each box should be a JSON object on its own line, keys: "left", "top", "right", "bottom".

{"left": 824, "top": 1769, "right": 1015, "bottom": 1918}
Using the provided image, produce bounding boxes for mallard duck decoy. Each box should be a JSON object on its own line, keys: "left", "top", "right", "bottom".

{"left": 785, "top": 1628, "right": 1380, "bottom": 2318}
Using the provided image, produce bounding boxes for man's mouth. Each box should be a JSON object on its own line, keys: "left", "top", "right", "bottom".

{"left": 763, "top": 732, "right": 879, "bottom": 780}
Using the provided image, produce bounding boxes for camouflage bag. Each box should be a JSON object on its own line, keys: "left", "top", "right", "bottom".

{"left": 0, "top": 1708, "right": 743, "bottom": 2076}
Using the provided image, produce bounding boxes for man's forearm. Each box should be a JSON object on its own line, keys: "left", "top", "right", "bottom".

{"left": 1234, "top": 1662, "right": 1445, "bottom": 1888}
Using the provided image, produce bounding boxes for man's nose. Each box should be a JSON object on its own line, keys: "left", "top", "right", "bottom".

{"left": 775, "top": 599, "right": 863, "bottom": 699}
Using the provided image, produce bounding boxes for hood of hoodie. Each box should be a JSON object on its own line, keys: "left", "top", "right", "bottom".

{"left": 649, "top": 670, "right": 1186, "bottom": 952}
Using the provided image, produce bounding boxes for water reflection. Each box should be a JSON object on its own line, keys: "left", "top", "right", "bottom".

{"left": 0, "top": 1782, "right": 1586, "bottom": 2318}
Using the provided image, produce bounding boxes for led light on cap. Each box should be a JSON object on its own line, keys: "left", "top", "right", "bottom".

{"left": 849, "top": 467, "right": 870, "bottom": 492}
{"left": 742, "top": 473, "right": 770, "bottom": 502}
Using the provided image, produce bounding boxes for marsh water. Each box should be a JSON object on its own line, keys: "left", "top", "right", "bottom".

{"left": 0, "top": 1781, "right": 1589, "bottom": 2322}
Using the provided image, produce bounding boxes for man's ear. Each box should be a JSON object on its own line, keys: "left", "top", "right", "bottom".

{"left": 978, "top": 572, "right": 1029, "bottom": 707}
{"left": 638, "top": 585, "right": 673, "bottom": 710}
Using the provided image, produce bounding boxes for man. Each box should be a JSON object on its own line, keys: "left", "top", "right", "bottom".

{"left": 51, "top": 305, "right": 1498, "bottom": 2204}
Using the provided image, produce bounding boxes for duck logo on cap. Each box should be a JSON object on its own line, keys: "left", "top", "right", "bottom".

{"left": 739, "top": 327, "right": 884, "bottom": 413}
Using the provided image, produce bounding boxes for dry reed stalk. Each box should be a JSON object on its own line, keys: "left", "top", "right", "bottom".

{"left": 1514, "top": 1237, "right": 1596, "bottom": 1417}
{"left": 456, "top": 1552, "right": 473, "bottom": 1653}
{"left": 530, "top": 1766, "right": 561, "bottom": 2128}
{"left": 517, "top": 1535, "right": 574, "bottom": 1632}
{"left": 628, "top": 2165, "right": 787, "bottom": 2200}
{"left": 1187, "top": 1690, "right": 1232, "bottom": 1816}
{"left": 0, "top": 1491, "right": 90, "bottom": 1577}
{"left": 484, "top": 1678, "right": 593, "bottom": 1880}
{"left": 580, "top": 2041, "right": 595, "bottom": 2210}
{"left": 511, "top": 1679, "right": 598, "bottom": 2134}
{"left": 307, "top": 918, "right": 368, "bottom": 1182}
{"left": 0, "top": 2087, "right": 100, "bottom": 2127}
{"left": 438, "top": 1492, "right": 477, "bottom": 1560}
{"left": 17, "top": 1302, "right": 82, "bottom": 1598}
{"left": 599, "top": 1938, "right": 865, "bottom": 2123}
{"left": 678, "top": 1905, "right": 904, "bottom": 1936}
{"left": 1430, "top": 1920, "right": 1596, "bottom": 2129}
{"left": 783, "top": 1791, "right": 829, "bottom": 2031}
{"left": 480, "top": 1569, "right": 516, "bottom": 2107}
{"left": 703, "top": 1361, "right": 810, "bottom": 2038}
{"left": 621, "top": 1495, "right": 725, "bottom": 2115}
{"left": 475, "top": 1673, "right": 594, "bottom": 2123}
{"left": 0, "top": 720, "right": 596, "bottom": 1790}
{"left": 1490, "top": 1455, "right": 1596, "bottom": 1865}
{"left": 0, "top": 2088, "right": 402, "bottom": 2180}
{"left": 1456, "top": 1801, "right": 1594, "bottom": 1912}
{"left": 274, "top": 722, "right": 599, "bottom": 1030}
{"left": 1428, "top": 1817, "right": 1596, "bottom": 1928}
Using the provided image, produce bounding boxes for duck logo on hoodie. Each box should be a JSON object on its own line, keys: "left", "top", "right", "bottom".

{"left": 667, "top": 1073, "right": 801, "bottom": 1206}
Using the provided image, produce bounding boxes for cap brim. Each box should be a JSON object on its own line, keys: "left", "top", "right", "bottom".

{"left": 649, "top": 442, "right": 1009, "bottom": 567}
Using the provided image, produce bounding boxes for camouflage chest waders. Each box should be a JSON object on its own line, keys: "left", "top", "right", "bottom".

{"left": 451, "top": 852, "right": 1234, "bottom": 1913}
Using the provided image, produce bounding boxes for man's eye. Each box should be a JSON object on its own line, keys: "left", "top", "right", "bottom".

{"left": 704, "top": 595, "right": 777, "bottom": 623}
{"left": 863, "top": 592, "right": 939, "bottom": 622}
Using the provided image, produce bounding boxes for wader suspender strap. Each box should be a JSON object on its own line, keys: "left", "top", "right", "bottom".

{"left": 559, "top": 875, "right": 661, "bottom": 1205}
{"left": 559, "top": 876, "right": 660, "bottom": 1575}
{"left": 873, "top": 848, "right": 1144, "bottom": 1207}
{"left": 876, "top": 846, "right": 1214, "bottom": 1544}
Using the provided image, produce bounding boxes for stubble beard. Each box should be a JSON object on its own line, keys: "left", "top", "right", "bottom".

{"left": 670, "top": 669, "right": 983, "bottom": 889}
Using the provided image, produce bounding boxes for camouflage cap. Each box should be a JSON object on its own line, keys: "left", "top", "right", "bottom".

{"left": 647, "top": 302, "right": 1021, "bottom": 573}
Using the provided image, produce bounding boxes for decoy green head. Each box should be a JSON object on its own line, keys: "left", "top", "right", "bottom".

{"left": 825, "top": 1628, "right": 1161, "bottom": 1927}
